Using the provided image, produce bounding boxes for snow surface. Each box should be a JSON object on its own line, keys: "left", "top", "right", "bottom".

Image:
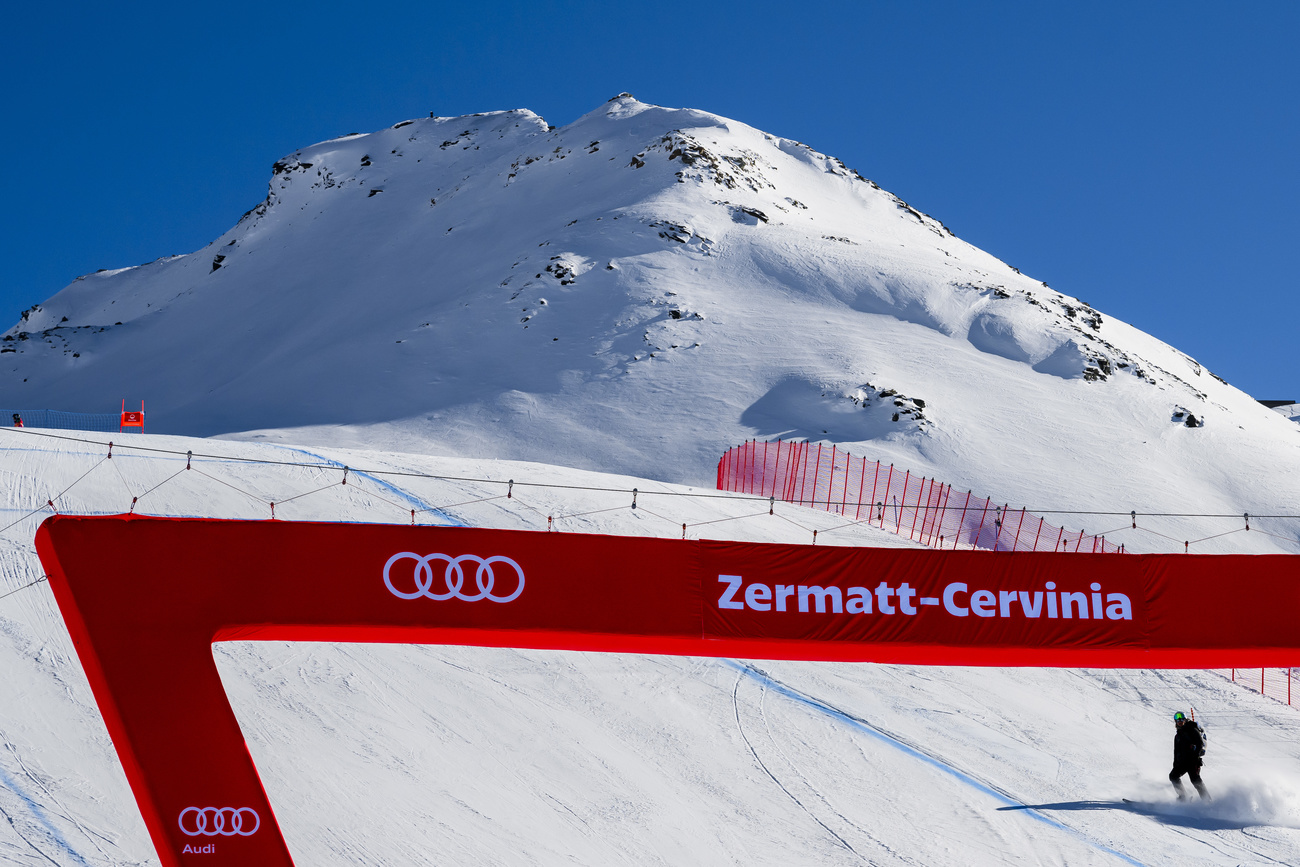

{"left": 3, "top": 95, "right": 1300, "bottom": 865}
{"left": 1, "top": 428, "right": 1299, "bottom": 866}
{"left": 3, "top": 95, "right": 1300, "bottom": 553}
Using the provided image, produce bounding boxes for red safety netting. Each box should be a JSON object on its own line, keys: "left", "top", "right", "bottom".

{"left": 716, "top": 439, "right": 1124, "bottom": 553}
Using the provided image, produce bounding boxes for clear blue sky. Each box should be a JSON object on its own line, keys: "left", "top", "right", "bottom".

{"left": 3, "top": 1, "right": 1296, "bottom": 398}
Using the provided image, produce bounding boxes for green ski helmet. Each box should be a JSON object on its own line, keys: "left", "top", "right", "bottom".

{"left": 1173, "top": 711, "right": 1186, "bottom": 721}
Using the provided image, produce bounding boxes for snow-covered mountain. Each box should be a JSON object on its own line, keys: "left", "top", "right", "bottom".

{"left": 3, "top": 96, "right": 1300, "bottom": 865}
{"left": 5, "top": 94, "right": 1299, "bottom": 553}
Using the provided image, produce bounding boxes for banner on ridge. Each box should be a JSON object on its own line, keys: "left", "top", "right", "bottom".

{"left": 35, "top": 515, "right": 1300, "bottom": 866}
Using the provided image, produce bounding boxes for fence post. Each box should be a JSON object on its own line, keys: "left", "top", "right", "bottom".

{"left": 828, "top": 445, "right": 837, "bottom": 514}
{"left": 827, "top": 445, "right": 836, "bottom": 513}
{"left": 930, "top": 484, "right": 951, "bottom": 547}
{"left": 953, "top": 491, "right": 971, "bottom": 549}
{"left": 813, "top": 444, "right": 825, "bottom": 510}
{"left": 973, "top": 500, "right": 990, "bottom": 550}
{"left": 782, "top": 442, "right": 796, "bottom": 503}
{"left": 928, "top": 481, "right": 942, "bottom": 544}
{"left": 922, "top": 484, "right": 938, "bottom": 546}
{"left": 992, "top": 505, "right": 1007, "bottom": 552}
{"left": 855, "top": 458, "right": 868, "bottom": 520}
{"left": 908, "top": 477, "right": 927, "bottom": 540}
{"left": 1011, "top": 507, "right": 1026, "bottom": 552}
{"left": 900, "top": 471, "right": 911, "bottom": 532}
{"left": 786, "top": 442, "right": 796, "bottom": 503}
{"left": 794, "top": 441, "right": 806, "bottom": 504}
{"left": 770, "top": 440, "right": 780, "bottom": 499}
{"left": 794, "top": 443, "right": 807, "bottom": 505}
{"left": 795, "top": 441, "right": 806, "bottom": 505}
{"left": 769, "top": 444, "right": 780, "bottom": 499}
{"left": 899, "top": 471, "right": 912, "bottom": 534}
{"left": 790, "top": 444, "right": 800, "bottom": 504}
{"left": 924, "top": 481, "right": 942, "bottom": 545}
{"left": 761, "top": 440, "right": 770, "bottom": 497}
{"left": 881, "top": 465, "right": 894, "bottom": 527}
{"left": 925, "top": 486, "right": 946, "bottom": 545}
{"left": 1032, "top": 516, "right": 1044, "bottom": 552}
{"left": 865, "top": 461, "right": 881, "bottom": 522}
{"left": 840, "top": 449, "right": 851, "bottom": 516}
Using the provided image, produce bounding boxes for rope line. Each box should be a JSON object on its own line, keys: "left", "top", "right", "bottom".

{"left": 1186, "top": 527, "right": 1248, "bottom": 545}
{"left": 772, "top": 511, "right": 815, "bottom": 533}
{"left": 266, "top": 481, "right": 343, "bottom": 508}
{"left": 132, "top": 467, "right": 189, "bottom": 505}
{"left": 686, "top": 510, "right": 773, "bottom": 529}
{"left": 3, "top": 427, "right": 1296, "bottom": 521}
{"left": 0, "top": 503, "right": 55, "bottom": 537}
{"left": 109, "top": 458, "right": 137, "bottom": 499}
{"left": 1127, "top": 525, "right": 1187, "bottom": 545}
{"left": 187, "top": 468, "right": 269, "bottom": 507}
{"left": 417, "top": 494, "right": 506, "bottom": 513}
{"left": 43, "top": 456, "right": 110, "bottom": 515}
{"left": 0, "top": 575, "right": 48, "bottom": 603}
{"left": 504, "top": 495, "right": 550, "bottom": 523}
{"left": 552, "top": 504, "right": 629, "bottom": 521}
{"left": 631, "top": 506, "right": 681, "bottom": 529}
{"left": 0, "top": 426, "right": 1294, "bottom": 557}
{"left": 344, "top": 474, "right": 419, "bottom": 515}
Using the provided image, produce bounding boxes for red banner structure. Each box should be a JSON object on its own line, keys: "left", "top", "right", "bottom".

{"left": 718, "top": 439, "right": 1125, "bottom": 552}
{"left": 35, "top": 515, "right": 1300, "bottom": 865}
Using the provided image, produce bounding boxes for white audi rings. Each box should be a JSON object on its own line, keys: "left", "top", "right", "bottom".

{"left": 384, "top": 553, "right": 525, "bottom": 603}
{"left": 178, "top": 806, "right": 260, "bottom": 836}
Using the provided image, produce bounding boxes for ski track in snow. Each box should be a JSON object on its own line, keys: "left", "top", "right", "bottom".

{"left": 0, "top": 761, "right": 91, "bottom": 867}
{"left": 257, "top": 442, "right": 459, "bottom": 524}
{"left": 728, "top": 660, "right": 1147, "bottom": 867}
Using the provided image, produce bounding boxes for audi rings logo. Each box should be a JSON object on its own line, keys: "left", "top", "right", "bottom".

{"left": 178, "top": 806, "right": 260, "bottom": 836}
{"left": 384, "top": 553, "right": 525, "bottom": 603}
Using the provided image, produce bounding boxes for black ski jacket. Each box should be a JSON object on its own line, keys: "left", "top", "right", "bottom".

{"left": 1174, "top": 722, "right": 1204, "bottom": 763}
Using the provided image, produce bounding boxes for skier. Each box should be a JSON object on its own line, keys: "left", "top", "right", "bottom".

{"left": 11, "top": 413, "right": 22, "bottom": 427}
{"left": 1170, "top": 711, "right": 1208, "bottom": 800}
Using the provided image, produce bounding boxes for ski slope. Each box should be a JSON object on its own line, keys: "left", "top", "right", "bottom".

{"left": 1, "top": 428, "right": 1298, "bottom": 866}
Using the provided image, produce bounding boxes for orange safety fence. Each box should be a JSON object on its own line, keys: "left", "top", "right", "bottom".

{"left": 1210, "top": 668, "right": 1299, "bottom": 707}
{"left": 716, "top": 439, "right": 1125, "bottom": 553}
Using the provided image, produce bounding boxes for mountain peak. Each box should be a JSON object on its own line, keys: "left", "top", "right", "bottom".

{"left": 3, "top": 99, "right": 1295, "bottom": 537}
